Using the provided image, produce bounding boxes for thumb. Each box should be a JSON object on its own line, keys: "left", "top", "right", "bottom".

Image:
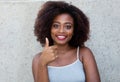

{"left": 45, "top": 37, "right": 49, "bottom": 47}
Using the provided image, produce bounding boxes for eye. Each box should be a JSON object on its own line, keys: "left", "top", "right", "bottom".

{"left": 65, "top": 24, "right": 72, "bottom": 29}
{"left": 52, "top": 23, "right": 60, "bottom": 29}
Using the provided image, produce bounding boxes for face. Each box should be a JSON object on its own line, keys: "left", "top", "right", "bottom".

{"left": 51, "top": 13, "right": 74, "bottom": 46}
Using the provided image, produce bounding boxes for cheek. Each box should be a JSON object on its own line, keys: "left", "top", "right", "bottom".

{"left": 51, "top": 28, "right": 57, "bottom": 34}
{"left": 67, "top": 30, "right": 74, "bottom": 37}
{"left": 51, "top": 28, "right": 54, "bottom": 34}
{"left": 69, "top": 28, "right": 74, "bottom": 35}
{"left": 51, "top": 29, "right": 56, "bottom": 38}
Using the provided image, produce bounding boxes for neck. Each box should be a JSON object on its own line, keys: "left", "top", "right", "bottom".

{"left": 56, "top": 44, "right": 73, "bottom": 55}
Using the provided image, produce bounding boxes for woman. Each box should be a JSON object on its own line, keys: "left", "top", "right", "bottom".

{"left": 32, "top": 1, "right": 100, "bottom": 82}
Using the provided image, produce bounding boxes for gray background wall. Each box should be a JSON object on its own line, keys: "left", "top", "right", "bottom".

{"left": 0, "top": 0, "right": 120, "bottom": 82}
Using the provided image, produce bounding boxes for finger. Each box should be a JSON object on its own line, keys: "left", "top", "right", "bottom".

{"left": 50, "top": 45, "right": 58, "bottom": 50}
{"left": 53, "top": 49, "right": 58, "bottom": 55}
{"left": 55, "top": 55, "right": 58, "bottom": 58}
{"left": 54, "top": 54, "right": 58, "bottom": 59}
{"left": 45, "top": 37, "right": 49, "bottom": 47}
{"left": 53, "top": 49, "right": 58, "bottom": 58}
{"left": 52, "top": 55, "right": 58, "bottom": 60}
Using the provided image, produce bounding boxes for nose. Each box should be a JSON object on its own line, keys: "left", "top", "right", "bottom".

{"left": 59, "top": 26, "right": 64, "bottom": 33}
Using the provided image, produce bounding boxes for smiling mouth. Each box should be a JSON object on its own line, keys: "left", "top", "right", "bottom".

{"left": 57, "top": 35, "right": 66, "bottom": 40}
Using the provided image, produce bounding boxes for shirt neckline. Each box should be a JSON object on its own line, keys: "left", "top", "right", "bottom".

{"left": 48, "top": 47, "right": 81, "bottom": 69}
{"left": 47, "top": 59, "right": 82, "bottom": 69}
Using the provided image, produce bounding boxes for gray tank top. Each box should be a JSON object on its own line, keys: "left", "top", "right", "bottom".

{"left": 47, "top": 47, "right": 85, "bottom": 82}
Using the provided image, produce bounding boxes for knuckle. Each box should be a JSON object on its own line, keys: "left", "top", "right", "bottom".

{"left": 50, "top": 53, "right": 54, "bottom": 56}
{"left": 52, "top": 56, "right": 56, "bottom": 60}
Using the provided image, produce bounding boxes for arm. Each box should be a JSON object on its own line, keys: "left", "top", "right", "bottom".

{"left": 32, "top": 54, "right": 49, "bottom": 82}
{"left": 80, "top": 47, "right": 101, "bottom": 82}
{"left": 32, "top": 38, "right": 58, "bottom": 82}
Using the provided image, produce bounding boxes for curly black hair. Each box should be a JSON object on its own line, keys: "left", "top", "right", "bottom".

{"left": 34, "top": 1, "right": 90, "bottom": 48}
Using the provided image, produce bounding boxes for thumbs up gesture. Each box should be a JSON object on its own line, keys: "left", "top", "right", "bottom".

{"left": 39, "top": 37, "right": 58, "bottom": 66}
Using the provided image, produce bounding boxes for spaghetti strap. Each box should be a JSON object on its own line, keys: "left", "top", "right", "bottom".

{"left": 77, "top": 47, "right": 79, "bottom": 59}
{"left": 48, "top": 47, "right": 85, "bottom": 82}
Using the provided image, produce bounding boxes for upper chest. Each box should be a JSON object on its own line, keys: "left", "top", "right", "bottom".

{"left": 48, "top": 49, "right": 77, "bottom": 67}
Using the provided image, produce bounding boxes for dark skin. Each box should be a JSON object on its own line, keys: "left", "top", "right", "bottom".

{"left": 32, "top": 13, "right": 100, "bottom": 82}
{"left": 32, "top": 45, "right": 100, "bottom": 82}
{"left": 80, "top": 47, "right": 101, "bottom": 82}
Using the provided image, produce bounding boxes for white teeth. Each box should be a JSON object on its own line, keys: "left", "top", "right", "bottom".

{"left": 57, "top": 36, "right": 65, "bottom": 39}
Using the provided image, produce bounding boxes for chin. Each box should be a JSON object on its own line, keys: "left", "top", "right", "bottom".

{"left": 54, "top": 41, "right": 68, "bottom": 46}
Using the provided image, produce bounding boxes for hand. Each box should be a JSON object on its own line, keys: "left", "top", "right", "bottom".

{"left": 39, "top": 37, "right": 58, "bottom": 66}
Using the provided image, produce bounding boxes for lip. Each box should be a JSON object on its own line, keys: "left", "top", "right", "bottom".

{"left": 56, "top": 35, "right": 67, "bottom": 40}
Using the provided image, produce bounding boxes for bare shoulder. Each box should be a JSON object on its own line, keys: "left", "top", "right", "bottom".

{"left": 79, "top": 47, "right": 94, "bottom": 61}
{"left": 32, "top": 52, "right": 41, "bottom": 65}
{"left": 32, "top": 52, "right": 42, "bottom": 68}
{"left": 80, "top": 47, "right": 93, "bottom": 55}
{"left": 79, "top": 47, "right": 101, "bottom": 82}
{"left": 32, "top": 52, "right": 41, "bottom": 79}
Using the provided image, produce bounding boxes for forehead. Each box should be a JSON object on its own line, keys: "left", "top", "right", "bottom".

{"left": 53, "top": 13, "right": 74, "bottom": 24}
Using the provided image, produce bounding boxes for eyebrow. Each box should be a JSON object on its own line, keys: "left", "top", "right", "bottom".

{"left": 53, "top": 21, "right": 73, "bottom": 25}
